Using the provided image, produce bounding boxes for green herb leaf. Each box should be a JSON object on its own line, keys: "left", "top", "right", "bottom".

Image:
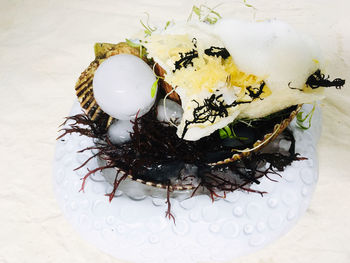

{"left": 151, "top": 78, "right": 159, "bottom": 98}
{"left": 125, "top": 38, "right": 140, "bottom": 48}
{"left": 219, "top": 125, "right": 248, "bottom": 140}
{"left": 125, "top": 39, "right": 146, "bottom": 59}
{"left": 140, "top": 13, "right": 156, "bottom": 37}
{"left": 243, "top": 0, "right": 257, "bottom": 9}
{"left": 164, "top": 20, "right": 174, "bottom": 30}
{"left": 193, "top": 5, "right": 201, "bottom": 16}
{"left": 219, "top": 125, "right": 232, "bottom": 139}
{"left": 187, "top": 4, "right": 222, "bottom": 24}
{"left": 296, "top": 104, "right": 316, "bottom": 130}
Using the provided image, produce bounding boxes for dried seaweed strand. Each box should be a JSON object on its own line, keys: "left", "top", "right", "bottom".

{"left": 181, "top": 93, "right": 252, "bottom": 138}
{"left": 105, "top": 172, "right": 128, "bottom": 202}
{"left": 79, "top": 165, "right": 114, "bottom": 192}
{"left": 165, "top": 185, "right": 176, "bottom": 223}
{"left": 204, "top": 46, "right": 230, "bottom": 59}
{"left": 246, "top": 81, "right": 265, "bottom": 99}
{"left": 173, "top": 49, "right": 199, "bottom": 72}
{"left": 306, "top": 69, "right": 345, "bottom": 89}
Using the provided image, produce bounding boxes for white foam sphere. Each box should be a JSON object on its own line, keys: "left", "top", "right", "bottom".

{"left": 93, "top": 54, "right": 157, "bottom": 120}
{"left": 107, "top": 119, "right": 134, "bottom": 145}
{"left": 157, "top": 99, "right": 183, "bottom": 125}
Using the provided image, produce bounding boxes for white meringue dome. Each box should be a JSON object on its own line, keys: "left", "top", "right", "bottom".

{"left": 93, "top": 54, "right": 157, "bottom": 120}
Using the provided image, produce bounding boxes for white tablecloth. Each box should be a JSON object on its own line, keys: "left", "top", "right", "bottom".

{"left": 1, "top": 0, "right": 350, "bottom": 262}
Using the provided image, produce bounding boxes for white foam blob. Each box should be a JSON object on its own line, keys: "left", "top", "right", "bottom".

{"left": 214, "top": 19, "right": 321, "bottom": 91}
{"left": 107, "top": 119, "right": 134, "bottom": 145}
{"left": 93, "top": 54, "right": 157, "bottom": 120}
{"left": 157, "top": 99, "right": 183, "bottom": 125}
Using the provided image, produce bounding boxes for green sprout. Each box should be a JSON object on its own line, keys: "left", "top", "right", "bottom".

{"left": 219, "top": 125, "right": 233, "bottom": 139}
{"left": 125, "top": 38, "right": 140, "bottom": 48}
{"left": 219, "top": 125, "right": 248, "bottom": 140}
{"left": 164, "top": 20, "right": 174, "bottom": 30}
{"left": 296, "top": 104, "right": 316, "bottom": 130}
{"left": 125, "top": 38, "right": 146, "bottom": 58}
{"left": 140, "top": 12, "right": 157, "bottom": 37}
{"left": 243, "top": 0, "right": 257, "bottom": 9}
{"left": 151, "top": 77, "right": 159, "bottom": 98}
{"left": 187, "top": 4, "right": 222, "bottom": 24}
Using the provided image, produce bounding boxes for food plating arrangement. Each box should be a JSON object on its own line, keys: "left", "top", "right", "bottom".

{"left": 54, "top": 5, "right": 345, "bottom": 262}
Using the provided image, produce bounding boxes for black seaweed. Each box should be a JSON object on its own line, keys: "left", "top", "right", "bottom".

{"left": 306, "top": 69, "right": 345, "bottom": 89}
{"left": 204, "top": 46, "right": 230, "bottom": 59}
{"left": 181, "top": 93, "right": 249, "bottom": 138}
{"left": 192, "top": 38, "right": 197, "bottom": 48}
{"left": 173, "top": 49, "right": 198, "bottom": 72}
{"left": 246, "top": 82, "right": 266, "bottom": 100}
{"left": 181, "top": 82, "right": 266, "bottom": 138}
{"left": 173, "top": 44, "right": 230, "bottom": 72}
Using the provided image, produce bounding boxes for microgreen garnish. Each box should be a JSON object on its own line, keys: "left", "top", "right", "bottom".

{"left": 125, "top": 38, "right": 146, "bottom": 58}
{"left": 164, "top": 20, "right": 174, "bottom": 30}
{"left": 243, "top": 0, "right": 257, "bottom": 9}
{"left": 125, "top": 38, "right": 140, "bottom": 48}
{"left": 187, "top": 4, "right": 222, "bottom": 24}
{"left": 219, "top": 125, "right": 233, "bottom": 139}
{"left": 140, "top": 12, "right": 156, "bottom": 37}
{"left": 219, "top": 125, "right": 248, "bottom": 140}
{"left": 151, "top": 77, "right": 159, "bottom": 98}
{"left": 296, "top": 104, "right": 316, "bottom": 130}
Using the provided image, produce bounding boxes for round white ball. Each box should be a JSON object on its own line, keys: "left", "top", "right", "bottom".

{"left": 93, "top": 54, "right": 157, "bottom": 120}
{"left": 107, "top": 119, "right": 134, "bottom": 145}
{"left": 157, "top": 99, "right": 183, "bottom": 125}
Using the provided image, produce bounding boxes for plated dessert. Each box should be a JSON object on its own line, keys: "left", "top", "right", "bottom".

{"left": 58, "top": 6, "right": 344, "bottom": 220}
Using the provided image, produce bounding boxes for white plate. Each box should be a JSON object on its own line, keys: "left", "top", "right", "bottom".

{"left": 53, "top": 102, "right": 320, "bottom": 263}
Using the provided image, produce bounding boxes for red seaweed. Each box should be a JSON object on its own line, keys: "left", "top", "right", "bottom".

{"left": 105, "top": 172, "right": 128, "bottom": 202}
{"left": 165, "top": 186, "right": 176, "bottom": 223}
{"left": 58, "top": 102, "right": 304, "bottom": 221}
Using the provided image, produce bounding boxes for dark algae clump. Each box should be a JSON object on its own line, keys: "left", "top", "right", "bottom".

{"left": 173, "top": 49, "right": 199, "bottom": 72}
{"left": 204, "top": 46, "right": 230, "bottom": 59}
{"left": 306, "top": 69, "right": 345, "bottom": 89}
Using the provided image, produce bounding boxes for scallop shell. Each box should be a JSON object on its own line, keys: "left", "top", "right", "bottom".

{"left": 75, "top": 42, "right": 143, "bottom": 130}
{"left": 127, "top": 173, "right": 195, "bottom": 191}
{"left": 154, "top": 63, "right": 181, "bottom": 104}
{"left": 211, "top": 104, "right": 302, "bottom": 166}
{"left": 110, "top": 105, "right": 302, "bottom": 191}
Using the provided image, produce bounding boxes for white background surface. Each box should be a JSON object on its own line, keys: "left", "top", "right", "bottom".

{"left": 1, "top": 0, "right": 350, "bottom": 262}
